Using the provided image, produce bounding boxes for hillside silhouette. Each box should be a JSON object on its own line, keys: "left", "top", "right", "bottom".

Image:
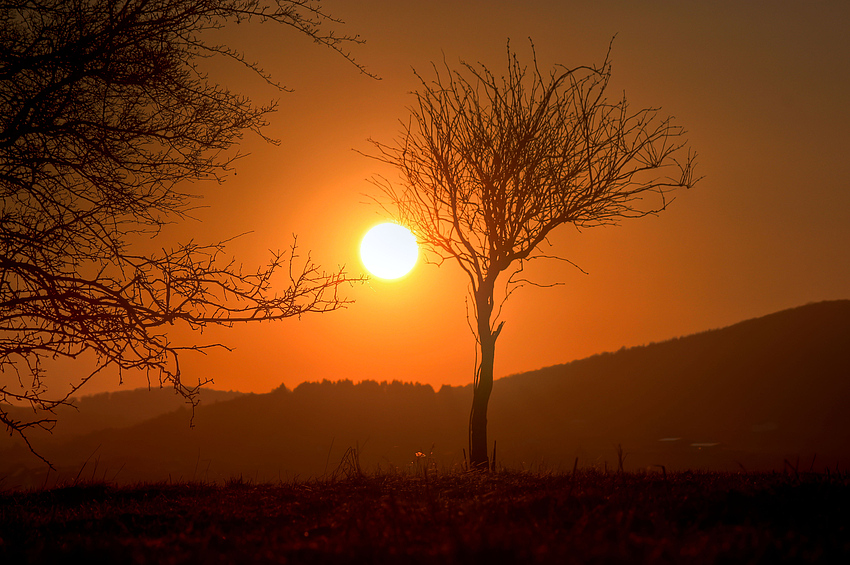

{"left": 2, "top": 300, "right": 848, "bottom": 487}
{"left": 0, "top": 388, "right": 243, "bottom": 451}
{"left": 489, "top": 300, "right": 850, "bottom": 471}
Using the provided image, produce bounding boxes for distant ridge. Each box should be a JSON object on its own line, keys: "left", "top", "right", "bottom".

{"left": 0, "top": 387, "right": 244, "bottom": 449}
{"left": 2, "top": 300, "right": 848, "bottom": 487}
{"left": 488, "top": 300, "right": 850, "bottom": 470}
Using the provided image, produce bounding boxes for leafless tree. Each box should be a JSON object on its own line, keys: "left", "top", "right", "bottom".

{"left": 1, "top": 0, "right": 370, "bottom": 464}
{"left": 368, "top": 41, "right": 698, "bottom": 470}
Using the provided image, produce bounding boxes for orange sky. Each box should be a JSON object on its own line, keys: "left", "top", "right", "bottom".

{"left": 80, "top": 1, "right": 850, "bottom": 396}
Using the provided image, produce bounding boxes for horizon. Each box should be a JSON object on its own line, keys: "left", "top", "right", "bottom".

{"left": 5, "top": 297, "right": 848, "bottom": 486}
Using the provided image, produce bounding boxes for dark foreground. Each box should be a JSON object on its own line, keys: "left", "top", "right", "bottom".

{"left": 1, "top": 470, "right": 848, "bottom": 564}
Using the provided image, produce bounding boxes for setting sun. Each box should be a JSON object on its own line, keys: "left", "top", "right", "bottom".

{"left": 360, "top": 223, "right": 418, "bottom": 280}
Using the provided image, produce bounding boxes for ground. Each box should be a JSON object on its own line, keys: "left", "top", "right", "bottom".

{"left": 1, "top": 469, "right": 847, "bottom": 564}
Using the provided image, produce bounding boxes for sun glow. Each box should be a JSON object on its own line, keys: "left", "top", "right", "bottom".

{"left": 360, "top": 223, "right": 418, "bottom": 280}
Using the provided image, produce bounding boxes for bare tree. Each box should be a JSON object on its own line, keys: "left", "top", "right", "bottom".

{"left": 368, "top": 41, "right": 698, "bottom": 470}
{"left": 1, "top": 0, "right": 370, "bottom": 464}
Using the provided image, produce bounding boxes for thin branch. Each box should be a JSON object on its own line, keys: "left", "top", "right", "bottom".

{"left": 1, "top": 0, "right": 372, "bottom": 464}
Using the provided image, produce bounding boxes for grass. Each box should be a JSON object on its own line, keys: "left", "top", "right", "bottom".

{"left": 1, "top": 469, "right": 848, "bottom": 564}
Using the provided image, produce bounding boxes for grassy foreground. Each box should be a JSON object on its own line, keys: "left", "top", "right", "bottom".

{"left": 1, "top": 469, "right": 848, "bottom": 564}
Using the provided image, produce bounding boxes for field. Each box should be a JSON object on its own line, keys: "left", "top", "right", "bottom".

{"left": 1, "top": 467, "right": 848, "bottom": 564}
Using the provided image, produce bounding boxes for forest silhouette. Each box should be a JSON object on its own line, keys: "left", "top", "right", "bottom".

{"left": 2, "top": 300, "right": 848, "bottom": 488}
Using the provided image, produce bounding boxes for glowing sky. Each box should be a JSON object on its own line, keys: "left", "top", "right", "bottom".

{"left": 83, "top": 0, "right": 850, "bottom": 395}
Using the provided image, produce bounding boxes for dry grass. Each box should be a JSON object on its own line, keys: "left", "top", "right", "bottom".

{"left": 1, "top": 469, "right": 848, "bottom": 564}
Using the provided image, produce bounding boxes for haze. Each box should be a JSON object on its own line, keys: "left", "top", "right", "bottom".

{"left": 77, "top": 0, "right": 850, "bottom": 396}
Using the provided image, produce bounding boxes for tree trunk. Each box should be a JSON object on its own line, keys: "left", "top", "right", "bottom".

{"left": 469, "top": 330, "right": 496, "bottom": 470}
{"left": 468, "top": 282, "right": 502, "bottom": 471}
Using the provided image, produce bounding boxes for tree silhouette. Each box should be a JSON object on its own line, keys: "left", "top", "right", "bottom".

{"left": 368, "top": 41, "right": 698, "bottom": 470}
{"left": 0, "top": 0, "right": 369, "bottom": 463}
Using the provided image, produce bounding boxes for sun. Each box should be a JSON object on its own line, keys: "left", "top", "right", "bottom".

{"left": 360, "top": 223, "right": 418, "bottom": 280}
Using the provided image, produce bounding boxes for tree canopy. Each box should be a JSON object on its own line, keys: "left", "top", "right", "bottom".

{"left": 1, "top": 0, "right": 368, "bottom": 462}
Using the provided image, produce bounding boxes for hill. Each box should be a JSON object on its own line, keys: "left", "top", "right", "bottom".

{"left": 488, "top": 299, "right": 850, "bottom": 471}
{"left": 0, "top": 387, "right": 243, "bottom": 450}
{"left": 2, "top": 300, "right": 848, "bottom": 487}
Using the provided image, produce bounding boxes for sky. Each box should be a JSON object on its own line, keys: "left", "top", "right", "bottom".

{"left": 81, "top": 0, "right": 850, "bottom": 396}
